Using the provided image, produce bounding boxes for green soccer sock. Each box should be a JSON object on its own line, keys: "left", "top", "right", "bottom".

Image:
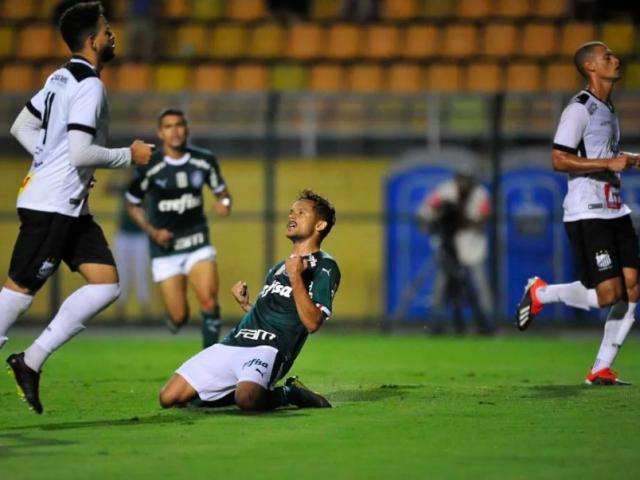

{"left": 201, "top": 306, "right": 221, "bottom": 349}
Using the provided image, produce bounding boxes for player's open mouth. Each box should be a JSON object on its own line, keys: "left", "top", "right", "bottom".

{"left": 287, "top": 221, "right": 296, "bottom": 229}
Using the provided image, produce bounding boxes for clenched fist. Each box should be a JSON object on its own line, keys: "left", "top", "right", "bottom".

{"left": 130, "top": 139, "right": 154, "bottom": 166}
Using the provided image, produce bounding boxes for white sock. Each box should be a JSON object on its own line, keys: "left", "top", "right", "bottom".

{"left": 535, "top": 281, "right": 599, "bottom": 310}
{"left": 24, "top": 283, "right": 120, "bottom": 372}
{"left": 0, "top": 287, "right": 34, "bottom": 348}
{"left": 591, "top": 301, "right": 633, "bottom": 373}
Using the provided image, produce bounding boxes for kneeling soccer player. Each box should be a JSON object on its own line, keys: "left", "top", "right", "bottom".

{"left": 159, "top": 190, "right": 340, "bottom": 410}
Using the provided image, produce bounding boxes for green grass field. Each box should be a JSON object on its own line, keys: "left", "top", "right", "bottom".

{"left": 1, "top": 331, "right": 639, "bottom": 479}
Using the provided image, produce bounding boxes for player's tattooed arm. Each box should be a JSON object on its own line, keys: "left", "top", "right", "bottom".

{"left": 231, "top": 281, "right": 252, "bottom": 312}
{"left": 286, "top": 255, "right": 324, "bottom": 333}
{"left": 125, "top": 201, "right": 173, "bottom": 247}
{"left": 212, "top": 188, "right": 232, "bottom": 217}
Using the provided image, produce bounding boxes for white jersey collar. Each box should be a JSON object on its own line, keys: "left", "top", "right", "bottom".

{"left": 70, "top": 55, "right": 97, "bottom": 71}
{"left": 164, "top": 152, "right": 191, "bottom": 166}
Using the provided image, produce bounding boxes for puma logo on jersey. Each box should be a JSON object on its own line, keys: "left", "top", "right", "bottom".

{"left": 260, "top": 280, "right": 292, "bottom": 298}
{"left": 158, "top": 193, "right": 202, "bottom": 214}
{"left": 322, "top": 268, "right": 331, "bottom": 277}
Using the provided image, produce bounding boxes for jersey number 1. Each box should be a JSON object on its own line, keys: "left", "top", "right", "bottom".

{"left": 41, "top": 92, "right": 56, "bottom": 145}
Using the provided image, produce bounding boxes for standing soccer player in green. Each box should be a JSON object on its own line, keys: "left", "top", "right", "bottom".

{"left": 126, "top": 108, "right": 231, "bottom": 347}
{"left": 158, "top": 190, "right": 340, "bottom": 410}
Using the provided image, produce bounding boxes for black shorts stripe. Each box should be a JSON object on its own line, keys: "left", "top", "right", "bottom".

{"left": 552, "top": 143, "right": 578, "bottom": 154}
{"left": 25, "top": 101, "right": 42, "bottom": 120}
{"left": 67, "top": 123, "right": 97, "bottom": 136}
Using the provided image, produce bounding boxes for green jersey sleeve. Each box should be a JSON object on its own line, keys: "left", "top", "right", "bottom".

{"left": 205, "top": 155, "right": 226, "bottom": 194}
{"left": 310, "top": 259, "right": 340, "bottom": 319}
{"left": 125, "top": 166, "right": 149, "bottom": 204}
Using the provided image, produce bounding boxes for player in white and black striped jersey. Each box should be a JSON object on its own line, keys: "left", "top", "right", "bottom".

{"left": 516, "top": 42, "right": 640, "bottom": 385}
{"left": 0, "top": 2, "right": 153, "bottom": 414}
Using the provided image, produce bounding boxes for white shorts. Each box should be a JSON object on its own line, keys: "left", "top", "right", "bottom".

{"left": 176, "top": 344, "right": 281, "bottom": 401}
{"left": 151, "top": 245, "right": 217, "bottom": 283}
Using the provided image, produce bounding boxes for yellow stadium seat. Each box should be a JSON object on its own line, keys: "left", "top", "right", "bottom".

{"left": 287, "top": 24, "right": 323, "bottom": 60}
{"left": 110, "top": 0, "right": 129, "bottom": 19}
{"left": 37, "top": 0, "right": 58, "bottom": 19}
{"left": 309, "top": 65, "right": 345, "bottom": 91}
{"left": 270, "top": 64, "right": 307, "bottom": 91}
{"left": 506, "top": 63, "right": 541, "bottom": 91}
{"left": 624, "top": 63, "right": 640, "bottom": 90}
{"left": 0, "top": 27, "right": 15, "bottom": 59}
{"left": 17, "top": 25, "right": 55, "bottom": 59}
{"left": 231, "top": 64, "right": 268, "bottom": 91}
{"left": 388, "top": 64, "right": 423, "bottom": 92}
{"left": 457, "top": 0, "right": 492, "bottom": 19}
{"left": 466, "top": 62, "right": 502, "bottom": 92}
{"left": 495, "top": 0, "right": 530, "bottom": 17}
{"left": 601, "top": 23, "right": 635, "bottom": 56}
{"left": 534, "top": 0, "right": 570, "bottom": 18}
{"left": 2, "top": 0, "right": 35, "bottom": 19}
{"left": 99, "top": 66, "right": 117, "bottom": 90}
{"left": 37, "top": 62, "right": 61, "bottom": 87}
{"left": 110, "top": 23, "right": 128, "bottom": 58}
{"left": 559, "top": 23, "right": 596, "bottom": 56}
{"left": 54, "top": 30, "right": 71, "bottom": 58}
{"left": 381, "top": 0, "right": 418, "bottom": 19}
{"left": 426, "top": 64, "right": 461, "bottom": 91}
{"left": 227, "top": 0, "right": 266, "bottom": 21}
{"left": 403, "top": 24, "right": 439, "bottom": 59}
{"left": 327, "top": 24, "right": 363, "bottom": 60}
{"left": 193, "top": 0, "right": 224, "bottom": 20}
{"left": 1, "top": 64, "right": 36, "bottom": 92}
{"left": 442, "top": 24, "right": 478, "bottom": 58}
{"left": 483, "top": 23, "right": 518, "bottom": 58}
{"left": 193, "top": 65, "right": 228, "bottom": 92}
{"left": 209, "top": 25, "right": 246, "bottom": 59}
{"left": 312, "top": 0, "right": 341, "bottom": 19}
{"left": 422, "top": 0, "right": 457, "bottom": 18}
{"left": 176, "top": 24, "right": 208, "bottom": 58}
{"left": 545, "top": 62, "right": 580, "bottom": 91}
{"left": 116, "top": 63, "right": 152, "bottom": 92}
{"left": 250, "top": 23, "right": 285, "bottom": 59}
{"left": 155, "top": 64, "right": 189, "bottom": 92}
{"left": 364, "top": 25, "right": 400, "bottom": 59}
{"left": 521, "top": 24, "right": 557, "bottom": 57}
{"left": 164, "top": 0, "right": 191, "bottom": 19}
{"left": 348, "top": 65, "right": 384, "bottom": 91}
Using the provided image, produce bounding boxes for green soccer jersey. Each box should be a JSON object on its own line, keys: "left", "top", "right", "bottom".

{"left": 222, "top": 251, "right": 341, "bottom": 376}
{"left": 126, "top": 145, "right": 226, "bottom": 258}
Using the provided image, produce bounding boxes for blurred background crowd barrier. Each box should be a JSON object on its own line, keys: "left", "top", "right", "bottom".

{"left": 1, "top": 0, "right": 639, "bottom": 330}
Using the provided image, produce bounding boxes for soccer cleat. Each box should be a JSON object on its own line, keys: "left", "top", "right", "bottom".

{"left": 585, "top": 368, "right": 631, "bottom": 386}
{"left": 285, "top": 376, "right": 332, "bottom": 408}
{"left": 6, "top": 352, "right": 43, "bottom": 414}
{"left": 515, "top": 276, "right": 547, "bottom": 331}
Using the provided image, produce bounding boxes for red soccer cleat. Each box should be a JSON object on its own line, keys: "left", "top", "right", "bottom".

{"left": 585, "top": 368, "right": 631, "bottom": 386}
{"left": 515, "top": 276, "right": 547, "bottom": 331}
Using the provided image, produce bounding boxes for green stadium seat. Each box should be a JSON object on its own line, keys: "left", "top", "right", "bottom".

{"left": 311, "top": 0, "right": 341, "bottom": 20}
{"left": 348, "top": 64, "right": 385, "bottom": 91}
{"left": 427, "top": 64, "right": 461, "bottom": 91}
{"left": 403, "top": 24, "right": 439, "bottom": 59}
{"left": 0, "top": 64, "right": 36, "bottom": 92}
{"left": 388, "top": 64, "right": 424, "bottom": 92}
{"left": 17, "top": 25, "right": 55, "bottom": 60}
{"left": 442, "top": 24, "right": 478, "bottom": 58}
{"left": 176, "top": 24, "right": 208, "bottom": 58}
{"left": 447, "top": 96, "right": 487, "bottom": 134}
{"left": 601, "top": 23, "right": 635, "bottom": 56}
{"left": 381, "top": 0, "right": 418, "bottom": 20}
{"left": 2, "top": 0, "right": 35, "bottom": 19}
{"left": 533, "top": 0, "right": 570, "bottom": 18}
{"left": 0, "top": 27, "right": 15, "bottom": 59}
{"left": 193, "top": 65, "right": 228, "bottom": 92}
{"left": 209, "top": 25, "right": 246, "bottom": 59}
{"left": 155, "top": 64, "right": 189, "bottom": 92}
{"left": 250, "top": 23, "right": 285, "bottom": 59}
{"left": 115, "top": 63, "right": 152, "bottom": 92}
{"left": 545, "top": 62, "right": 580, "bottom": 92}
{"left": 309, "top": 64, "right": 345, "bottom": 91}
{"left": 364, "top": 25, "right": 400, "bottom": 59}
{"left": 227, "top": 0, "right": 267, "bottom": 21}
{"left": 422, "top": 0, "right": 457, "bottom": 18}
{"left": 457, "top": 0, "right": 492, "bottom": 19}
{"left": 193, "top": 0, "right": 225, "bottom": 20}
{"left": 521, "top": 23, "right": 557, "bottom": 57}
{"left": 559, "top": 23, "right": 596, "bottom": 56}
{"left": 482, "top": 23, "right": 518, "bottom": 58}
{"left": 506, "top": 63, "right": 541, "bottom": 91}
{"left": 327, "top": 24, "right": 363, "bottom": 60}
{"left": 231, "top": 64, "right": 268, "bottom": 91}
{"left": 270, "top": 64, "right": 307, "bottom": 91}
{"left": 466, "top": 62, "right": 502, "bottom": 92}
{"left": 495, "top": 0, "right": 530, "bottom": 18}
{"left": 287, "top": 24, "right": 323, "bottom": 60}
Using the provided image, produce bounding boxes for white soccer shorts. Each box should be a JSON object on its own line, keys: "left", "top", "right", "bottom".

{"left": 176, "top": 344, "right": 280, "bottom": 401}
{"left": 151, "top": 245, "right": 216, "bottom": 283}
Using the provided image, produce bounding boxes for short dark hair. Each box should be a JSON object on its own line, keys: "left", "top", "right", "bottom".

{"left": 59, "top": 1, "right": 104, "bottom": 52}
{"left": 299, "top": 189, "right": 336, "bottom": 239}
{"left": 574, "top": 41, "right": 607, "bottom": 80}
{"left": 157, "top": 108, "right": 187, "bottom": 126}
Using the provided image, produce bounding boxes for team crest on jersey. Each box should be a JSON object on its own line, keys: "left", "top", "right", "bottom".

{"left": 588, "top": 103, "right": 598, "bottom": 115}
{"left": 595, "top": 250, "right": 612, "bottom": 271}
{"left": 36, "top": 258, "right": 58, "bottom": 279}
{"left": 190, "top": 171, "right": 204, "bottom": 188}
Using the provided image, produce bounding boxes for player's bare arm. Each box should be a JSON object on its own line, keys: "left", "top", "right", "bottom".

{"left": 286, "top": 255, "right": 324, "bottom": 333}
{"left": 231, "top": 281, "right": 252, "bottom": 312}
{"left": 551, "top": 150, "right": 638, "bottom": 174}
{"left": 125, "top": 201, "right": 173, "bottom": 247}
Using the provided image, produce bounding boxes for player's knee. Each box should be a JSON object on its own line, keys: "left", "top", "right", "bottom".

{"left": 597, "top": 288, "right": 622, "bottom": 307}
{"left": 158, "top": 388, "right": 175, "bottom": 408}
{"left": 234, "top": 388, "right": 261, "bottom": 411}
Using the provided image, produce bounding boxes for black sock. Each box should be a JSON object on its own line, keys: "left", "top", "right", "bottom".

{"left": 266, "top": 386, "right": 292, "bottom": 409}
{"left": 201, "top": 306, "right": 221, "bottom": 348}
